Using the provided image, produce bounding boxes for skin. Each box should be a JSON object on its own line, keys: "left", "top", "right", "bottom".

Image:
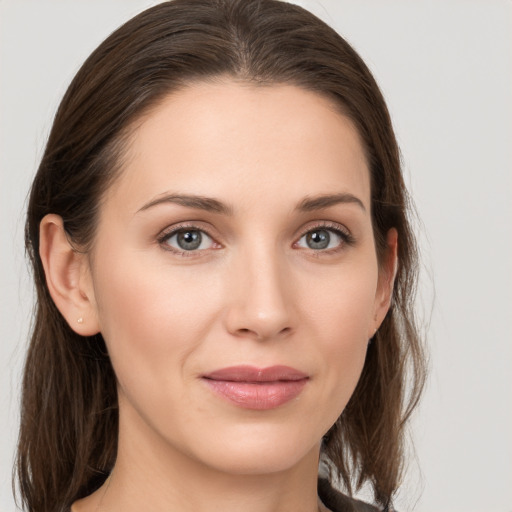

{"left": 40, "top": 81, "right": 397, "bottom": 512}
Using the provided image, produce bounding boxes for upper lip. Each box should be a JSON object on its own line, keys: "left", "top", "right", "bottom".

{"left": 203, "top": 365, "right": 308, "bottom": 382}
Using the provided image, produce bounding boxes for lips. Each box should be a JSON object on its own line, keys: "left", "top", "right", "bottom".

{"left": 202, "top": 365, "right": 308, "bottom": 410}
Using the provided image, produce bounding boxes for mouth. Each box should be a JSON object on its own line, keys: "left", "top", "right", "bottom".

{"left": 201, "top": 365, "right": 309, "bottom": 410}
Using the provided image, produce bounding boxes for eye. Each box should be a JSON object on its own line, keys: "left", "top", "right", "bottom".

{"left": 161, "top": 228, "right": 216, "bottom": 252}
{"left": 295, "top": 225, "right": 352, "bottom": 251}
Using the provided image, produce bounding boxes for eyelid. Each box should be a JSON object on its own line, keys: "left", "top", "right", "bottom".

{"left": 297, "top": 220, "right": 351, "bottom": 238}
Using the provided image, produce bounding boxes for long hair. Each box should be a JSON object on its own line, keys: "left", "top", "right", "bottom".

{"left": 17, "top": 1, "right": 426, "bottom": 510}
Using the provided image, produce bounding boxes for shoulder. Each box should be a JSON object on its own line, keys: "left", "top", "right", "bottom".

{"left": 318, "top": 478, "right": 391, "bottom": 512}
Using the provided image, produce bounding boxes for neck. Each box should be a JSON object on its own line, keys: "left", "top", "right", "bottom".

{"left": 73, "top": 403, "right": 325, "bottom": 512}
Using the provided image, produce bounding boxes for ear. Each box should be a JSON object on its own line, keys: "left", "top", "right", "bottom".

{"left": 370, "top": 227, "right": 398, "bottom": 337}
{"left": 39, "top": 214, "right": 100, "bottom": 336}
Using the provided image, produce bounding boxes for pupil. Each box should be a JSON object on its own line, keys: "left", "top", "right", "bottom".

{"left": 177, "top": 230, "right": 202, "bottom": 250}
{"left": 307, "top": 230, "right": 330, "bottom": 250}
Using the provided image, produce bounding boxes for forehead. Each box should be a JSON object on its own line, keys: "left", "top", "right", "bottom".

{"left": 104, "top": 81, "right": 370, "bottom": 214}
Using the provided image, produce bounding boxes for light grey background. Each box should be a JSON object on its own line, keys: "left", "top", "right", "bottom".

{"left": 1, "top": 1, "right": 511, "bottom": 511}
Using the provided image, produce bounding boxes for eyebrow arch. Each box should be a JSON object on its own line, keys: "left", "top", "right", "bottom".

{"left": 137, "top": 193, "right": 233, "bottom": 215}
{"left": 296, "top": 193, "right": 366, "bottom": 212}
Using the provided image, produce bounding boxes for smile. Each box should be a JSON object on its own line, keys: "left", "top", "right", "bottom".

{"left": 202, "top": 365, "right": 309, "bottom": 410}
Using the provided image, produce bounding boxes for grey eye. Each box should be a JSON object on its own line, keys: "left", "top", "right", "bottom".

{"left": 177, "top": 230, "right": 202, "bottom": 250}
{"left": 306, "top": 230, "right": 330, "bottom": 249}
{"left": 297, "top": 228, "right": 345, "bottom": 251}
{"left": 165, "top": 229, "right": 213, "bottom": 251}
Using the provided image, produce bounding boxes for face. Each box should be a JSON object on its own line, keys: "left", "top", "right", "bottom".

{"left": 84, "top": 81, "right": 394, "bottom": 476}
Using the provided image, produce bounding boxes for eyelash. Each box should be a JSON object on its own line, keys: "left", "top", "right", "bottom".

{"left": 295, "top": 221, "right": 355, "bottom": 254}
{"left": 157, "top": 223, "right": 219, "bottom": 257}
{"left": 157, "top": 221, "right": 355, "bottom": 257}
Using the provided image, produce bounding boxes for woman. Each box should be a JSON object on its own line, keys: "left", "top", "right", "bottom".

{"left": 16, "top": 1, "right": 426, "bottom": 511}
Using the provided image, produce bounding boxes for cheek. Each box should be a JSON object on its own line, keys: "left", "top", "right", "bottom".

{"left": 90, "top": 249, "right": 221, "bottom": 391}
{"left": 300, "top": 261, "right": 378, "bottom": 417}
{"left": 304, "top": 258, "right": 378, "bottom": 344}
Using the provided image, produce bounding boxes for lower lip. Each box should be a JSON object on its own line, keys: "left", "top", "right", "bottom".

{"left": 203, "top": 379, "right": 308, "bottom": 410}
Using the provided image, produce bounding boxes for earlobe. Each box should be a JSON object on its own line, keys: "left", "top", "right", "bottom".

{"left": 371, "top": 228, "right": 398, "bottom": 336}
{"left": 39, "top": 214, "right": 100, "bottom": 336}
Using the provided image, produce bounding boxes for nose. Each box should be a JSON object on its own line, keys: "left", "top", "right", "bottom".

{"left": 223, "top": 245, "right": 295, "bottom": 341}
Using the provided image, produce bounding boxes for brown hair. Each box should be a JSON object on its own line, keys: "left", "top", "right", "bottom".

{"left": 17, "top": 0, "right": 426, "bottom": 510}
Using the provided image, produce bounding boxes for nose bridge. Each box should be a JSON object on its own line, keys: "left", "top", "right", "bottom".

{"left": 225, "top": 238, "right": 293, "bottom": 340}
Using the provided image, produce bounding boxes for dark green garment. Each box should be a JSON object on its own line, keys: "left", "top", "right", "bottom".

{"left": 318, "top": 478, "right": 389, "bottom": 512}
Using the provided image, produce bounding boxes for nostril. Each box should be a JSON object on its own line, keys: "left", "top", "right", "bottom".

{"left": 234, "top": 326, "right": 292, "bottom": 340}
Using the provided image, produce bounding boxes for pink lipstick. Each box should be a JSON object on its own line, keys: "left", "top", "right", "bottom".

{"left": 202, "top": 365, "right": 308, "bottom": 410}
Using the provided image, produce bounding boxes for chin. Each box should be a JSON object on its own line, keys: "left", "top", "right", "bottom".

{"left": 202, "top": 449, "right": 313, "bottom": 476}
{"left": 183, "top": 424, "right": 321, "bottom": 476}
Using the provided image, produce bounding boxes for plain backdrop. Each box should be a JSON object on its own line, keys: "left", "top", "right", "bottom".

{"left": 1, "top": 1, "right": 511, "bottom": 511}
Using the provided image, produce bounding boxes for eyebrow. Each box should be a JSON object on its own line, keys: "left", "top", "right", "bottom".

{"left": 137, "top": 192, "right": 366, "bottom": 216}
{"left": 296, "top": 193, "right": 366, "bottom": 212}
{"left": 137, "top": 194, "right": 233, "bottom": 215}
